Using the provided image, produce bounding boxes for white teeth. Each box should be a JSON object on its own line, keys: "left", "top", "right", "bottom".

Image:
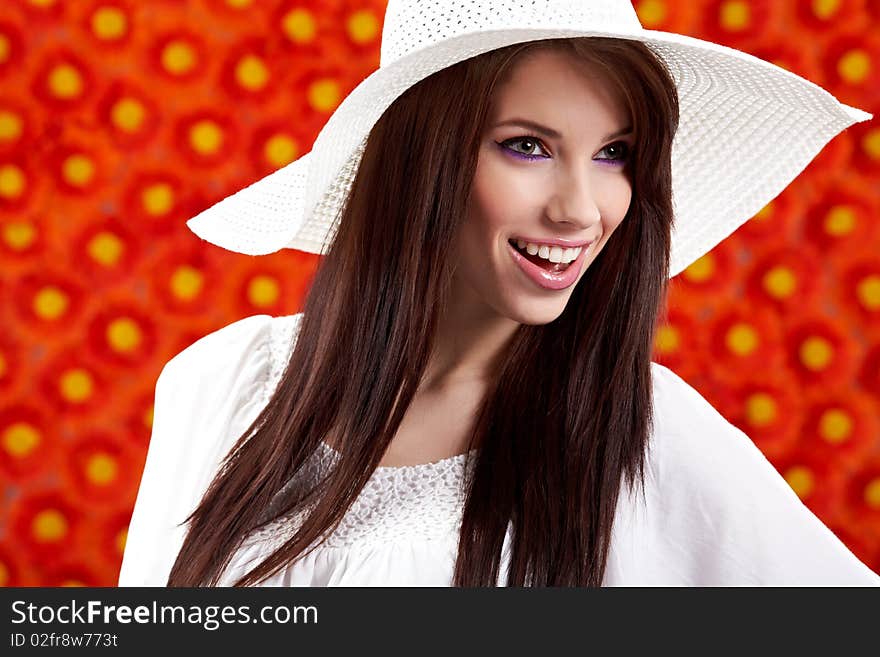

{"left": 512, "top": 239, "right": 582, "bottom": 264}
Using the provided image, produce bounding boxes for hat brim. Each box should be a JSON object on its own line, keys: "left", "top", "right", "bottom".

{"left": 186, "top": 26, "right": 871, "bottom": 279}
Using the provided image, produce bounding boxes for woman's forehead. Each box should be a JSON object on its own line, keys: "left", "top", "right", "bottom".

{"left": 489, "top": 49, "right": 631, "bottom": 137}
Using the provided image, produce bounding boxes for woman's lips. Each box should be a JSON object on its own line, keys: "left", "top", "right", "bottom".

{"left": 507, "top": 240, "right": 590, "bottom": 291}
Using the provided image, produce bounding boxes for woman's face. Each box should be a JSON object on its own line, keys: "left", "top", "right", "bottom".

{"left": 454, "top": 48, "right": 634, "bottom": 326}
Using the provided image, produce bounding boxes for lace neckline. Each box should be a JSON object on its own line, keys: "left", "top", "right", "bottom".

{"left": 247, "top": 438, "right": 479, "bottom": 549}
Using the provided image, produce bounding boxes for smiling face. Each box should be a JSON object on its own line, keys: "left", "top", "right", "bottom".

{"left": 453, "top": 47, "right": 634, "bottom": 326}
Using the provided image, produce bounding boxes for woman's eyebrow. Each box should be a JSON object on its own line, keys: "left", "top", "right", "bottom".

{"left": 493, "top": 117, "right": 633, "bottom": 142}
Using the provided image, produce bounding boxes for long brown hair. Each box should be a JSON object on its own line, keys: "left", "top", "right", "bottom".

{"left": 167, "top": 36, "right": 680, "bottom": 586}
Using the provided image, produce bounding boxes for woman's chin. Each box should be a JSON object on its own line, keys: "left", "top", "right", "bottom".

{"left": 500, "top": 297, "right": 573, "bottom": 326}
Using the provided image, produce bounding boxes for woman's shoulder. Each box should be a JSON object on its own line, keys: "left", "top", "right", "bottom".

{"left": 160, "top": 313, "right": 289, "bottom": 374}
{"left": 648, "top": 362, "right": 728, "bottom": 438}
{"left": 646, "top": 361, "right": 780, "bottom": 500}
{"left": 645, "top": 361, "right": 793, "bottom": 501}
{"left": 118, "top": 311, "right": 304, "bottom": 585}
{"left": 643, "top": 362, "right": 880, "bottom": 584}
{"left": 158, "top": 312, "right": 304, "bottom": 398}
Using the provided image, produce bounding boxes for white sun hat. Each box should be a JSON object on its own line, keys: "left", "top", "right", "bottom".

{"left": 185, "top": 0, "right": 872, "bottom": 279}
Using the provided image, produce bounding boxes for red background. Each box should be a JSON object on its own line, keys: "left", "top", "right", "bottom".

{"left": 0, "top": 0, "right": 878, "bottom": 586}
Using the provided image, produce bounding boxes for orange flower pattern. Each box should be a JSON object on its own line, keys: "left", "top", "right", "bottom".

{"left": 0, "top": 0, "right": 877, "bottom": 584}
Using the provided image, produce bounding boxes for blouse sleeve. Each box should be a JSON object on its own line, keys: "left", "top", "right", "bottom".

{"left": 117, "top": 314, "right": 276, "bottom": 586}
{"left": 644, "top": 363, "right": 880, "bottom": 586}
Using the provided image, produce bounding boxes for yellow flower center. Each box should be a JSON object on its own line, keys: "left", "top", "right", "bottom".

{"left": 824, "top": 205, "right": 856, "bottom": 236}
{"left": 762, "top": 266, "right": 797, "bottom": 299}
{"left": 189, "top": 120, "right": 224, "bottom": 154}
{"left": 111, "top": 97, "right": 146, "bottom": 132}
{"left": 106, "top": 317, "right": 142, "bottom": 352}
{"left": 818, "top": 408, "right": 852, "bottom": 444}
{"left": 683, "top": 253, "right": 716, "bottom": 282}
{"left": 264, "top": 134, "right": 299, "bottom": 167}
{"left": 282, "top": 9, "right": 316, "bottom": 43}
{"left": 837, "top": 49, "right": 870, "bottom": 84}
{"left": 87, "top": 231, "right": 125, "bottom": 266}
{"left": 654, "top": 325, "right": 680, "bottom": 354}
{"left": 308, "top": 78, "right": 340, "bottom": 112}
{"left": 91, "top": 6, "right": 128, "bottom": 40}
{"left": 247, "top": 275, "right": 280, "bottom": 307}
{"left": 141, "top": 183, "right": 174, "bottom": 215}
{"left": 2, "top": 422, "right": 41, "bottom": 458}
{"left": 0, "top": 163, "right": 26, "bottom": 199}
{"left": 235, "top": 54, "right": 269, "bottom": 91}
{"left": 33, "top": 286, "right": 69, "bottom": 320}
{"left": 863, "top": 478, "right": 880, "bottom": 509}
{"left": 347, "top": 10, "right": 380, "bottom": 44}
{"left": 62, "top": 154, "right": 95, "bottom": 187}
{"left": 59, "top": 368, "right": 94, "bottom": 403}
{"left": 725, "top": 322, "right": 759, "bottom": 356}
{"left": 161, "top": 40, "right": 197, "bottom": 75}
{"left": 799, "top": 336, "right": 833, "bottom": 371}
{"left": 635, "top": 0, "right": 667, "bottom": 27}
{"left": 86, "top": 452, "right": 118, "bottom": 485}
{"left": 170, "top": 265, "right": 204, "bottom": 301}
{"left": 48, "top": 63, "right": 84, "bottom": 99}
{"left": 32, "top": 509, "right": 68, "bottom": 542}
{"left": 785, "top": 466, "right": 815, "bottom": 498}
{"left": 856, "top": 274, "right": 880, "bottom": 311}
{"left": 719, "top": 0, "right": 750, "bottom": 31}
{"left": 745, "top": 392, "right": 777, "bottom": 426}
{"left": 2, "top": 221, "right": 36, "bottom": 250}
{"left": 0, "top": 110, "right": 23, "bottom": 142}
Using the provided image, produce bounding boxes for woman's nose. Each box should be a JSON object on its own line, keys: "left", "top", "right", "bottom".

{"left": 545, "top": 168, "right": 602, "bottom": 230}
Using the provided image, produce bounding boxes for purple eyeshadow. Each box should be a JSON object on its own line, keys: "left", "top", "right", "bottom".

{"left": 498, "top": 142, "right": 543, "bottom": 161}
{"left": 496, "top": 139, "right": 628, "bottom": 166}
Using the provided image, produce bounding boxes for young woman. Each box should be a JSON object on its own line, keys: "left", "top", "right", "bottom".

{"left": 118, "top": 2, "right": 880, "bottom": 587}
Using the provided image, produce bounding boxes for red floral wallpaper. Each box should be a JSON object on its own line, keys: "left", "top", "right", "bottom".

{"left": 0, "top": 0, "right": 878, "bottom": 586}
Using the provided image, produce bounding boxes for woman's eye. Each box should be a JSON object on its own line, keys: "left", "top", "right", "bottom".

{"left": 597, "top": 141, "right": 630, "bottom": 162}
{"left": 500, "top": 136, "right": 549, "bottom": 159}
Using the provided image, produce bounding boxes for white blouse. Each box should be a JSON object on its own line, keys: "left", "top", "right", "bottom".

{"left": 118, "top": 313, "right": 880, "bottom": 586}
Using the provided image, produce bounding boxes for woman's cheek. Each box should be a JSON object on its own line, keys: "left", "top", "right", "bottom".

{"left": 477, "top": 163, "right": 520, "bottom": 227}
{"left": 604, "top": 183, "right": 632, "bottom": 231}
